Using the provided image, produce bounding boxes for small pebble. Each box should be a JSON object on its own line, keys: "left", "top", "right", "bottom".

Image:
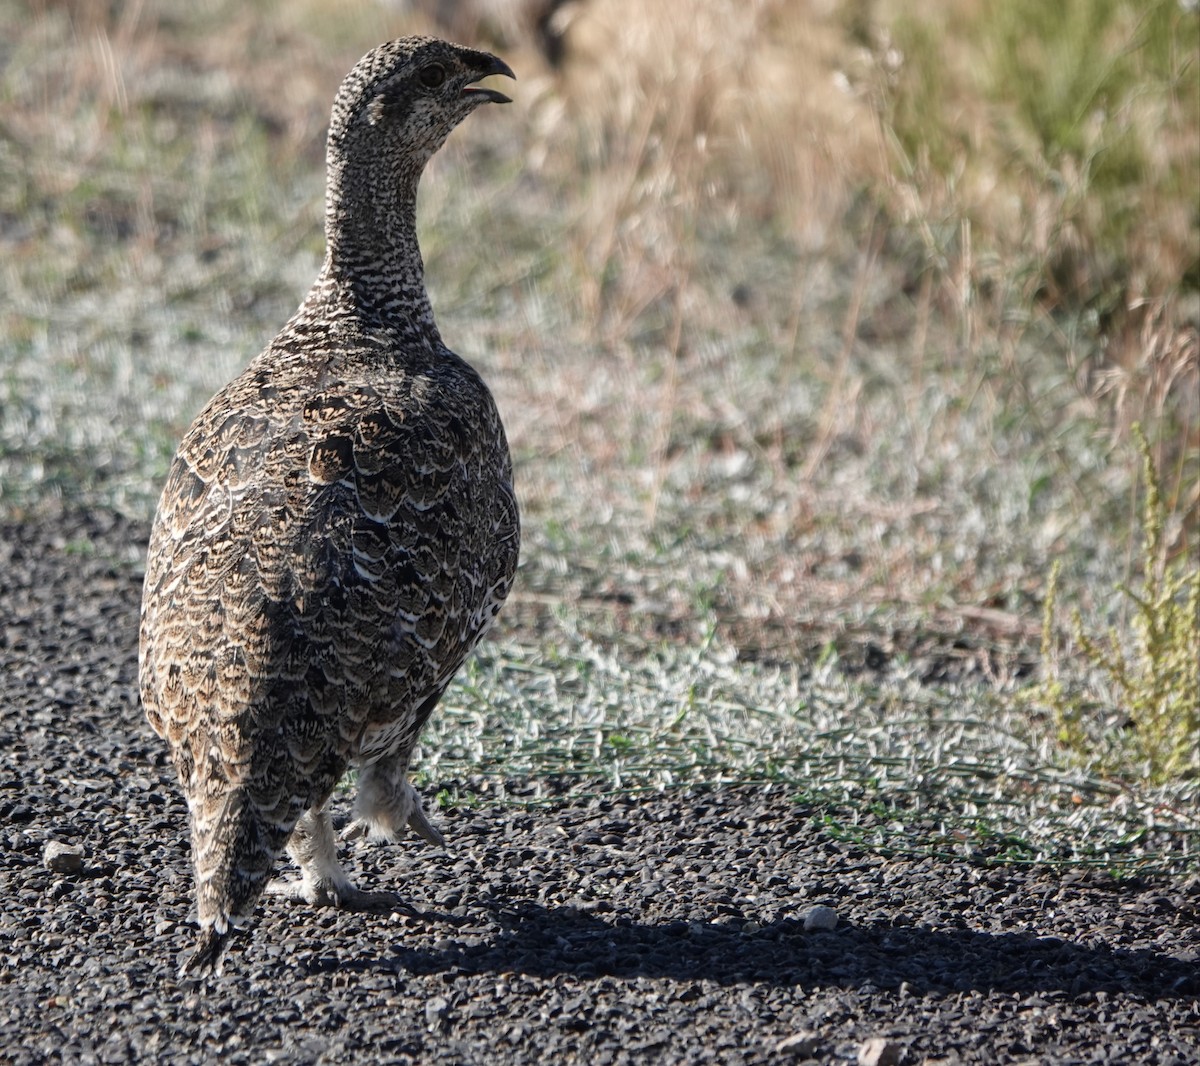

{"left": 42, "top": 841, "right": 85, "bottom": 874}
{"left": 857, "top": 1037, "right": 905, "bottom": 1066}
{"left": 803, "top": 905, "right": 838, "bottom": 931}
{"left": 775, "top": 1030, "right": 822, "bottom": 1056}
{"left": 424, "top": 995, "right": 449, "bottom": 1029}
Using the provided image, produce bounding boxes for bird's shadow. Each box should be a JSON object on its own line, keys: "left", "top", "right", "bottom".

{"left": 303, "top": 899, "right": 1198, "bottom": 999}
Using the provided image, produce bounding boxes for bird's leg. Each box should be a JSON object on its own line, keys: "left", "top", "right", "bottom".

{"left": 344, "top": 754, "right": 445, "bottom": 847}
{"left": 265, "top": 805, "right": 354, "bottom": 906}
{"left": 266, "top": 804, "right": 414, "bottom": 914}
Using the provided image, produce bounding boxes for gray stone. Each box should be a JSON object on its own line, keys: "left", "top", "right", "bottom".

{"left": 42, "top": 841, "right": 84, "bottom": 874}
{"left": 858, "top": 1037, "right": 906, "bottom": 1066}
{"left": 803, "top": 904, "right": 838, "bottom": 931}
{"left": 775, "top": 1030, "right": 822, "bottom": 1056}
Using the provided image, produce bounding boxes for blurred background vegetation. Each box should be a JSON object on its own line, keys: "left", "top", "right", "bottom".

{"left": 0, "top": 0, "right": 1196, "bottom": 865}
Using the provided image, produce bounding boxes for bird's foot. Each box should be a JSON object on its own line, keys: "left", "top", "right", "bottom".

{"left": 331, "top": 885, "right": 420, "bottom": 916}
{"left": 265, "top": 875, "right": 419, "bottom": 916}
{"left": 341, "top": 799, "right": 445, "bottom": 848}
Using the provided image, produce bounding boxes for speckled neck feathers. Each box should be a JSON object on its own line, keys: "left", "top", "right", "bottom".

{"left": 318, "top": 138, "right": 433, "bottom": 335}
{"left": 295, "top": 35, "right": 515, "bottom": 339}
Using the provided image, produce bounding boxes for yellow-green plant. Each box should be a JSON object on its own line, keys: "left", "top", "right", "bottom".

{"left": 1036, "top": 425, "right": 1199, "bottom": 782}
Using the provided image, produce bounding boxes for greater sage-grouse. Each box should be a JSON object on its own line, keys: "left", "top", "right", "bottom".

{"left": 139, "top": 37, "right": 520, "bottom": 975}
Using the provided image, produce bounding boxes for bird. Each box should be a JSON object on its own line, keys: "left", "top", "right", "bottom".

{"left": 138, "top": 36, "right": 520, "bottom": 975}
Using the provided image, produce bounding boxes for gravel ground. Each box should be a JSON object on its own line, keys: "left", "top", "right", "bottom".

{"left": 1, "top": 510, "right": 1197, "bottom": 1065}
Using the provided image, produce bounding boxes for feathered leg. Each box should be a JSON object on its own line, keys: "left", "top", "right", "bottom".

{"left": 346, "top": 752, "right": 445, "bottom": 847}
{"left": 266, "top": 802, "right": 419, "bottom": 913}
{"left": 267, "top": 804, "right": 354, "bottom": 905}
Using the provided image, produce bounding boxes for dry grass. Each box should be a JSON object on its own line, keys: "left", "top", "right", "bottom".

{"left": 0, "top": 0, "right": 1196, "bottom": 866}
{"left": 531, "top": 0, "right": 1199, "bottom": 502}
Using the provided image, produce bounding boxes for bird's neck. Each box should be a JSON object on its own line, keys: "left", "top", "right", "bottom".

{"left": 314, "top": 155, "right": 440, "bottom": 339}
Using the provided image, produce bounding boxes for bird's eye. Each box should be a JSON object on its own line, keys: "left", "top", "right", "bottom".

{"left": 419, "top": 64, "right": 446, "bottom": 89}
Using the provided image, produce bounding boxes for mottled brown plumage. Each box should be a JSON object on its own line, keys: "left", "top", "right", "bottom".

{"left": 139, "top": 37, "right": 519, "bottom": 974}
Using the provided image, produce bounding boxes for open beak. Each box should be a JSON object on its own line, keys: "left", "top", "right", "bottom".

{"left": 462, "top": 53, "right": 516, "bottom": 105}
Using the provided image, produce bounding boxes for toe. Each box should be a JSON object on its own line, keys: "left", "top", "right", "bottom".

{"left": 335, "top": 886, "right": 420, "bottom": 916}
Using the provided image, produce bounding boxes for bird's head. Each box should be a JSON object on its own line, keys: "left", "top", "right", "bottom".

{"left": 327, "top": 36, "right": 515, "bottom": 174}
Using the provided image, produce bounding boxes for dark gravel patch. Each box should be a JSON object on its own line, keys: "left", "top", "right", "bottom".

{"left": 1, "top": 509, "right": 1198, "bottom": 1065}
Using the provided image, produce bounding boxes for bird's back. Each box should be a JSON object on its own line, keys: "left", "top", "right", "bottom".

{"left": 139, "top": 317, "right": 519, "bottom": 925}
